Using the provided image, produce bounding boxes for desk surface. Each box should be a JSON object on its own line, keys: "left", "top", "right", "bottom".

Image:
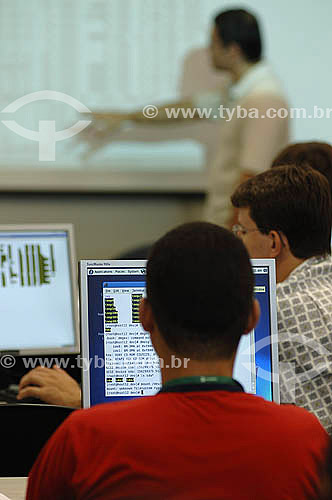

{"left": 0, "top": 478, "right": 27, "bottom": 500}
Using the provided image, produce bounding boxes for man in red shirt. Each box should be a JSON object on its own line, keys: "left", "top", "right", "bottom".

{"left": 27, "top": 222, "right": 329, "bottom": 500}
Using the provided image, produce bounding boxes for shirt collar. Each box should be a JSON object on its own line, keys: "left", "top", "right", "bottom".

{"left": 160, "top": 375, "right": 244, "bottom": 394}
{"left": 279, "top": 255, "right": 330, "bottom": 283}
{"left": 229, "top": 60, "right": 272, "bottom": 101}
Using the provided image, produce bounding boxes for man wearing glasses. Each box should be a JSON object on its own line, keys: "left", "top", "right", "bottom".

{"left": 231, "top": 164, "right": 332, "bottom": 435}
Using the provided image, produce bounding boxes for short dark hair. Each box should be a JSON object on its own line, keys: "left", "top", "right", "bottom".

{"left": 231, "top": 165, "right": 332, "bottom": 259}
{"left": 271, "top": 141, "right": 332, "bottom": 198}
{"left": 214, "top": 9, "right": 262, "bottom": 62}
{"left": 146, "top": 222, "right": 254, "bottom": 361}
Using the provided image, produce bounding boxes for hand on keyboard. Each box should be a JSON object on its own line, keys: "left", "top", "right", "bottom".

{"left": 0, "top": 384, "right": 43, "bottom": 404}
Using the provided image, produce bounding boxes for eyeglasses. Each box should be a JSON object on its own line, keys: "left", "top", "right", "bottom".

{"left": 232, "top": 224, "right": 262, "bottom": 237}
{"left": 232, "top": 224, "right": 286, "bottom": 247}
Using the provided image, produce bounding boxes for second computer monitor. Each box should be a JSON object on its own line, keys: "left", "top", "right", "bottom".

{"left": 0, "top": 224, "right": 79, "bottom": 355}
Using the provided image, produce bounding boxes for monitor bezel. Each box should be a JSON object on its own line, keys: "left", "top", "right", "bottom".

{"left": 251, "top": 258, "right": 280, "bottom": 404}
{"left": 0, "top": 223, "right": 80, "bottom": 356}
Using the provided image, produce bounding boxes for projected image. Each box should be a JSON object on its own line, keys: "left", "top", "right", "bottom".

{"left": 0, "top": 1, "right": 226, "bottom": 174}
{"left": 0, "top": 0, "right": 331, "bottom": 194}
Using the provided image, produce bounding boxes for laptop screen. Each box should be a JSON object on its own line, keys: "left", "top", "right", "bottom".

{"left": 0, "top": 224, "right": 79, "bottom": 355}
{"left": 80, "top": 259, "right": 279, "bottom": 407}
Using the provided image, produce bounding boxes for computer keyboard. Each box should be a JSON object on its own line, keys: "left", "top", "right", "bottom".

{"left": 0, "top": 384, "right": 43, "bottom": 404}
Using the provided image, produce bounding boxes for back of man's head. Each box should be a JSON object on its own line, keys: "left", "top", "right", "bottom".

{"left": 272, "top": 141, "right": 332, "bottom": 198}
{"left": 231, "top": 164, "right": 332, "bottom": 259}
{"left": 146, "top": 222, "right": 254, "bottom": 361}
{"left": 214, "top": 9, "right": 262, "bottom": 62}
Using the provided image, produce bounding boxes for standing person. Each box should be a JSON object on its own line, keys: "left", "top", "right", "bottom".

{"left": 80, "top": 9, "right": 289, "bottom": 227}
{"left": 202, "top": 9, "right": 289, "bottom": 226}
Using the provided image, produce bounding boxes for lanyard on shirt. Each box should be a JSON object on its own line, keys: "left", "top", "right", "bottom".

{"left": 160, "top": 376, "right": 244, "bottom": 393}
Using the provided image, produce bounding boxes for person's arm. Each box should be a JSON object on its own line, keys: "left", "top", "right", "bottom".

{"left": 226, "top": 93, "right": 289, "bottom": 228}
{"left": 17, "top": 365, "right": 81, "bottom": 408}
{"left": 80, "top": 98, "right": 198, "bottom": 149}
{"left": 76, "top": 99, "right": 195, "bottom": 159}
{"left": 78, "top": 91, "right": 223, "bottom": 158}
{"left": 90, "top": 98, "right": 198, "bottom": 124}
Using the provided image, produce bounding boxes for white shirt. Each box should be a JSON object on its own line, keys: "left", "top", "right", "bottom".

{"left": 194, "top": 61, "right": 289, "bottom": 226}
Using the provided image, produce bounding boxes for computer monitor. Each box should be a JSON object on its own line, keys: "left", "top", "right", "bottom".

{"left": 80, "top": 259, "right": 279, "bottom": 408}
{"left": 0, "top": 224, "right": 79, "bottom": 355}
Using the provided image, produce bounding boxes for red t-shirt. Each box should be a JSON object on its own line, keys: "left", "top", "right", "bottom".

{"left": 27, "top": 389, "right": 329, "bottom": 500}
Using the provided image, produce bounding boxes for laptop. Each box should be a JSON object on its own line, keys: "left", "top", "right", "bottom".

{"left": 80, "top": 259, "right": 279, "bottom": 407}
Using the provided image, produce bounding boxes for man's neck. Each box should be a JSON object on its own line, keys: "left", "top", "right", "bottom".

{"left": 276, "top": 254, "right": 306, "bottom": 283}
{"left": 230, "top": 60, "right": 257, "bottom": 83}
{"left": 160, "top": 358, "right": 234, "bottom": 386}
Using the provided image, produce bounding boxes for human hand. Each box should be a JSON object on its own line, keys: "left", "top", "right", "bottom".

{"left": 75, "top": 112, "right": 128, "bottom": 159}
{"left": 17, "top": 365, "right": 81, "bottom": 408}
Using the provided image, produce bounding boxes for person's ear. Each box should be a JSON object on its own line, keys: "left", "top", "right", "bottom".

{"left": 139, "top": 298, "right": 162, "bottom": 356}
{"left": 244, "top": 299, "right": 260, "bottom": 334}
{"left": 268, "top": 230, "right": 284, "bottom": 258}
{"left": 139, "top": 298, "right": 154, "bottom": 334}
{"left": 228, "top": 42, "right": 242, "bottom": 60}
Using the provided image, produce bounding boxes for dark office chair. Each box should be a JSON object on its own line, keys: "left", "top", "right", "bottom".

{"left": 0, "top": 404, "right": 75, "bottom": 476}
